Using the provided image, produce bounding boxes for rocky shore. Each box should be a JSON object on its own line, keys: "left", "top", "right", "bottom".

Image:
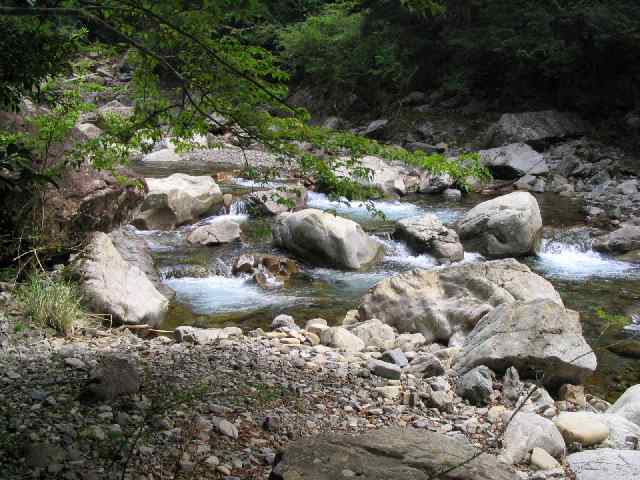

{"left": 2, "top": 280, "right": 639, "bottom": 480}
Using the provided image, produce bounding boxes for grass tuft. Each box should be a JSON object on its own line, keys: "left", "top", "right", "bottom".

{"left": 16, "top": 271, "right": 85, "bottom": 335}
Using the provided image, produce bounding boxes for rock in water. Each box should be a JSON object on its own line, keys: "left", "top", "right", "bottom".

{"left": 453, "top": 299, "right": 597, "bottom": 387}
{"left": 247, "top": 186, "right": 307, "bottom": 215}
{"left": 74, "top": 232, "right": 168, "bottom": 327}
{"left": 487, "top": 110, "right": 587, "bottom": 148}
{"left": 567, "top": 449, "right": 640, "bottom": 480}
{"left": 593, "top": 225, "right": 640, "bottom": 254}
{"left": 395, "top": 214, "right": 464, "bottom": 262}
{"left": 134, "top": 173, "right": 223, "bottom": 230}
{"left": 270, "top": 427, "right": 519, "bottom": 480}
{"left": 457, "top": 192, "right": 542, "bottom": 258}
{"left": 273, "top": 209, "right": 384, "bottom": 270}
{"left": 186, "top": 217, "right": 241, "bottom": 245}
{"left": 358, "top": 259, "right": 561, "bottom": 344}
{"left": 479, "top": 143, "right": 548, "bottom": 178}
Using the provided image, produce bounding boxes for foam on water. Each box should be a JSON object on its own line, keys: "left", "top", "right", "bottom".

{"left": 233, "top": 178, "right": 284, "bottom": 189}
{"left": 164, "top": 276, "right": 300, "bottom": 314}
{"left": 306, "top": 192, "right": 424, "bottom": 221}
{"left": 532, "top": 238, "right": 640, "bottom": 279}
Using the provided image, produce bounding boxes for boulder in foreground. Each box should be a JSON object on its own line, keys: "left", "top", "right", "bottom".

{"left": 270, "top": 427, "right": 519, "bottom": 480}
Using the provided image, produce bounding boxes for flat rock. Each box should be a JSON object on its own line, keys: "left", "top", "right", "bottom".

{"left": 567, "top": 449, "right": 640, "bottom": 480}
{"left": 186, "top": 218, "right": 241, "bottom": 245}
{"left": 395, "top": 214, "right": 464, "bottom": 262}
{"left": 554, "top": 412, "right": 609, "bottom": 446}
{"left": 479, "top": 143, "right": 548, "bottom": 178}
{"left": 270, "top": 427, "right": 519, "bottom": 480}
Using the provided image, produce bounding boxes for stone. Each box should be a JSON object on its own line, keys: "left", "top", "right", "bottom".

{"left": 213, "top": 417, "right": 238, "bottom": 440}
{"left": 348, "top": 319, "right": 396, "bottom": 349}
{"left": 343, "top": 155, "right": 409, "bottom": 197}
{"left": 419, "top": 172, "right": 454, "bottom": 194}
{"left": 76, "top": 122, "right": 103, "bottom": 140}
{"left": 607, "top": 384, "right": 640, "bottom": 427}
{"left": 406, "top": 353, "right": 445, "bottom": 378}
{"left": 487, "top": 110, "right": 587, "bottom": 148}
{"left": 395, "top": 333, "right": 427, "bottom": 352}
{"left": 456, "top": 366, "right": 493, "bottom": 406}
{"left": 457, "top": 192, "right": 542, "bottom": 258}
{"left": 175, "top": 326, "right": 242, "bottom": 345}
{"left": 247, "top": 186, "right": 307, "bottom": 215}
{"left": 443, "top": 188, "right": 462, "bottom": 201}
{"left": 454, "top": 299, "right": 597, "bottom": 388}
{"left": 554, "top": 412, "right": 609, "bottom": 446}
{"left": 320, "top": 327, "right": 365, "bottom": 353}
{"left": 601, "top": 413, "right": 640, "bottom": 449}
{"left": 618, "top": 180, "right": 638, "bottom": 195}
{"left": 479, "top": 143, "right": 548, "bottom": 178}
{"left": 559, "top": 384, "right": 586, "bottom": 407}
{"left": 273, "top": 209, "right": 384, "bottom": 270}
{"left": 359, "top": 259, "right": 562, "bottom": 344}
{"left": 134, "top": 173, "right": 223, "bottom": 230}
{"left": 593, "top": 226, "right": 640, "bottom": 254}
{"left": 109, "top": 227, "right": 174, "bottom": 300}
{"left": 515, "top": 174, "right": 546, "bottom": 193}
{"left": 271, "top": 314, "right": 298, "bottom": 331}
{"left": 503, "top": 367, "right": 521, "bottom": 405}
{"left": 305, "top": 318, "right": 328, "bottom": 336}
{"left": 186, "top": 218, "right": 241, "bottom": 245}
{"left": 530, "top": 448, "right": 561, "bottom": 471}
{"left": 73, "top": 232, "right": 168, "bottom": 327}
{"left": 395, "top": 214, "right": 464, "bottom": 262}
{"left": 501, "top": 412, "right": 566, "bottom": 465}
{"left": 96, "top": 100, "right": 134, "bottom": 126}
{"left": 381, "top": 349, "right": 409, "bottom": 368}
{"left": 270, "top": 427, "right": 519, "bottom": 480}
{"left": 362, "top": 119, "right": 389, "bottom": 140}
{"left": 85, "top": 354, "right": 141, "bottom": 401}
{"left": 567, "top": 449, "right": 640, "bottom": 480}
{"left": 367, "top": 359, "right": 401, "bottom": 380}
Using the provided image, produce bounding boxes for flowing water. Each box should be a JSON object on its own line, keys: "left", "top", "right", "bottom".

{"left": 131, "top": 164, "right": 640, "bottom": 400}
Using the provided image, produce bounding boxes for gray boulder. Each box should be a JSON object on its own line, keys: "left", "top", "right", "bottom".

{"left": 488, "top": 110, "right": 587, "bottom": 148}
{"left": 457, "top": 191, "right": 542, "bottom": 258}
{"left": 368, "top": 359, "right": 401, "bottom": 380}
{"left": 567, "top": 449, "right": 640, "bottom": 480}
{"left": 270, "top": 427, "right": 519, "bottom": 480}
{"left": 247, "top": 186, "right": 307, "bottom": 216}
{"left": 273, "top": 209, "right": 384, "bottom": 270}
{"left": 456, "top": 366, "right": 494, "bottom": 406}
{"left": 348, "top": 318, "right": 396, "bottom": 349}
{"left": 501, "top": 412, "right": 566, "bottom": 465}
{"left": 406, "top": 353, "right": 445, "bottom": 378}
{"left": 186, "top": 217, "right": 241, "bottom": 245}
{"left": 608, "top": 384, "right": 640, "bottom": 427}
{"left": 395, "top": 214, "right": 464, "bottom": 262}
{"left": 134, "top": 173, "right": 223, "bottom": 230}
{"left": 74, "top": 232, "right": 168, "bottom": 327}
{"left": 593, "top": 226, "right": 640, "bottom": 254}
{"left": 453, "top": 299, "right": 597, "bottom": 387}
{"left": 479, "top": 143, "right": 548, "bottom": 178}
{"left": 358, "top": 259, "right": 562, "bottom": 344}
{"left": 85, "top": 354, "right": 140, "bottom": 401}
{"left": 320, "top": 327, "right": 365, "bottom": 352}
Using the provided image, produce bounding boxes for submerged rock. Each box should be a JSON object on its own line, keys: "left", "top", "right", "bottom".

{"left": 273, "top": 209, "right": 384, "bottom": 270}
{"left": 74, "top": 232, "right": 168, "bottom": 327}
{"left": 270, "top": 427, "right": 519, "bottom": 480}
{"left": 453, "top": 299, "right": 597, "bottom": 387}
{"left": 358, "top": 259, "right": 561, "bottom": 344}
{"left": 134, "top": 173, "right": 223, "bottom": 230}
{"left": 395, "top": 214, "right": 464, "bottom": 262}
{"left": 457, "top": 191, "right": 542, "bottom": 258}
{"left": 186, "top": 217, "right": 241, "bottom": 245}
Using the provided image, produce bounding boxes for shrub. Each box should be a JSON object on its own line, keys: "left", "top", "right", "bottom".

{"left": 16, "top": 271, "right": 85, "bottom": 335}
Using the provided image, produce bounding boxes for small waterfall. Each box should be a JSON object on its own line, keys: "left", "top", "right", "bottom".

{"left": 218, "top": 199, "right": 249, "bottom": 216}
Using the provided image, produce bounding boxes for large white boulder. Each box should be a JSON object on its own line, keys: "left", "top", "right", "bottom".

{"left": 134, "top": 173, "right": 223, "bottom": 230}
{"left": 186, "top": 217, "right": 241, "bottom": 245}
{"left": 457, "top": 191, "right": 542, "bottom": 258}
{"left": 501, "top": 412, "right": 566, "bottom": 464}
{"left": 453, "top": 299, "right": 597, "bottom": 387}
{"left": 273, "top": 209, "right": 384, "bottom": 270}
{"left": 568, "top": 449, "right": 640, "bottom": 480}
{"left": 74, "top": 232, "right": 168, "bottom": 327}
{"left": 608, "top": 384, "right": 640, "bottom": 427}
{"left": 358, "top": 259, "right": 562, "bottom": 344}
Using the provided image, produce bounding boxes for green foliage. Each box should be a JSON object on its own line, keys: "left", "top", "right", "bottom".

{"left": 596, "top": 308, "right": 630, "bottom": 333}
{"left": 278, "top": 2, "right": 413, "bottom": 97}
{"left": 16, "top": 271, "right": 85, "bottom": 335}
